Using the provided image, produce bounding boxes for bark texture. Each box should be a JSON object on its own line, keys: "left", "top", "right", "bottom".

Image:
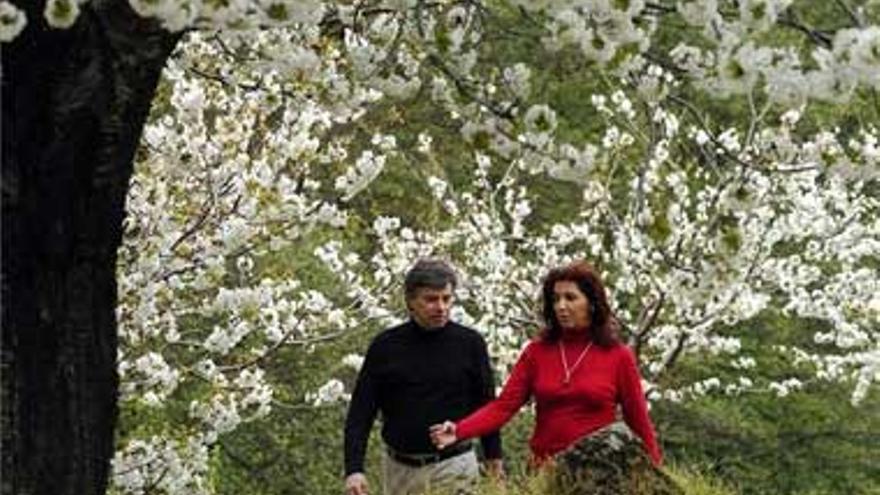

{"left": 2, "top": 2, "right": 181, "bottom": 494}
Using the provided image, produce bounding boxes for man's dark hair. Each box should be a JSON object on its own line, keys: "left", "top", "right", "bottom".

{"left": 404, "top": 258, "right": 457, "bottom": 298}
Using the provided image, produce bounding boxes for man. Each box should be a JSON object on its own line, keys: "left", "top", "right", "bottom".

{"left": 344, "top": 259, "right": 503, "bottom": 495}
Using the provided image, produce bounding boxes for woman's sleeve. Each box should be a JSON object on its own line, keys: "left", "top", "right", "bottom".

{"left": 616, "top": 346, "right": 663, "bottom": 465}
{"left": 455, "top": 342, "right": 535, "bottom": 441}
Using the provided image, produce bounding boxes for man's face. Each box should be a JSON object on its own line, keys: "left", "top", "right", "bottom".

{"left": 407, "top": 284, "right": 454, "bottom": 330}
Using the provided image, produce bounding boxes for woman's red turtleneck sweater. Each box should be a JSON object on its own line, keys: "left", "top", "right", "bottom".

{"left": 455, "top": 336, "right": 662, "bottom": 465}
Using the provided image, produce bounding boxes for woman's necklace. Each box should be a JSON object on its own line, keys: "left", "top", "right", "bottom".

{"left": 559, "top": 340, "right": 592, "bottom": 386}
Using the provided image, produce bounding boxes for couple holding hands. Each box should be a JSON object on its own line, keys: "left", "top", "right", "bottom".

{"left": 344, "top": 259, "right": 661, "bottom": 495}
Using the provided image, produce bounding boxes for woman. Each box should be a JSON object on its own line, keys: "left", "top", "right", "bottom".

{"left": 429, "top": 261, "right": 662, "bottom": 466}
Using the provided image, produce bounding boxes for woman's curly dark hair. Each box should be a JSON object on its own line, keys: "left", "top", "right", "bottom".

{"left": 539, "top": 260, "right": 619, "bottom": 347}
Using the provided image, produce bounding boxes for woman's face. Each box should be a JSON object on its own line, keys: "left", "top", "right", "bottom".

{"left": 553, "top": 280, "right": 591, "bottom": 331}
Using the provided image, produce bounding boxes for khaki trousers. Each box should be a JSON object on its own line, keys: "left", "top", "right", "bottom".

{"left": 382, "top": 450, "right": 478, "bottom": 495}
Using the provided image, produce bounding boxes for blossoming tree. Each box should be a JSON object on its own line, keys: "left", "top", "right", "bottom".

{"left": 3, "top": 1, "right": 879, "bottom": 494}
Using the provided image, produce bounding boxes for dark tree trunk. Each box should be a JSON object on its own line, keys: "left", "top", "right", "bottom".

{"left": 2, "top": 2, "right": 181, "bottom": 494}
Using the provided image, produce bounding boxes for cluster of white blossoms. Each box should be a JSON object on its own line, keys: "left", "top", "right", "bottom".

{"left": 335, "top": 149, "right": 391, "bottom": 201}
{"left": 112, "top": 25, "right": 387, "bottom": 493}
{"left": 0, "top": 0, "right": 26, "bottom": 41}
{"left": 4, "top": 0, "right": 879, "bottom": 105}
{"left": 112, "top": 435, "right": 211, "bottom": 495}
{"left": 305, "top": 378, "right": 350, "bottom": 406}
{"left": 119, "top": 352, "right": 180, "bottom": 405}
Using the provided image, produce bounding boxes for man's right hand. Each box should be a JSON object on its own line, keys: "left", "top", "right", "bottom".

{"left": 345, "top": 473, "right": 368, "bottom": 495}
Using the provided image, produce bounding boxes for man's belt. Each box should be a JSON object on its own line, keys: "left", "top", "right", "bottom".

{"left": 387, "top": 442, "right": 473, "bottom": 468}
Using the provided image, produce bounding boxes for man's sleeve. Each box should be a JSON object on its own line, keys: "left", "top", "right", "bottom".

{"left": 344, "top": 342, "right": 380, "bottom": 475}
{"left": 474, "top": 335, "right": 503, "bottom": 460}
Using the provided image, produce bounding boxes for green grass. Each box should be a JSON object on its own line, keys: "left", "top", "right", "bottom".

{"left": 667, "top": 465, "right": 739, "bottom": 495}
{"left": 420, "top": 463, "right": 737, "bottom": 495}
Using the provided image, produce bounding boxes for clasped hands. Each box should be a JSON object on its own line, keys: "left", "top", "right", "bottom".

{"left": 430, "top": 421, "right": 505, "bottom": 479}
{"left": 428, "top": 420, "right": 458, "bottom": 449}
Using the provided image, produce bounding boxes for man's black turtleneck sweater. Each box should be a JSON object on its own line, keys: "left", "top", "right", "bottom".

{"left": 344, "top": 319, "right": 502, "bottom": 475}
